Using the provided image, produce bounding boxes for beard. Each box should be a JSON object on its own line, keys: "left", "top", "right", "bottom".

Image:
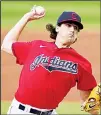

{"left": 61, "top": 36, "right": 76, "bottom": 45}
{"left": 56, "top": 31, "right": 78, "bottom": 47}
{"left": 61, "top": 31, "right": 76, "bottom": 41}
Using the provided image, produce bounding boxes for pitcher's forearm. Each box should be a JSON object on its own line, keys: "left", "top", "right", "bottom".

{"left": 1, "top": 14, "right": 30, "bottom": 54}
{"left": 1, "top": 7, "right": 45, "bottom": 54}
{"left": 3, "top": 15, "right": 29, "bottom": 43}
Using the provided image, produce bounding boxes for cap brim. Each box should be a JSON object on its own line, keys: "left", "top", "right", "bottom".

{"left": 58, "top": 20, "right": 83, "bottom": 30}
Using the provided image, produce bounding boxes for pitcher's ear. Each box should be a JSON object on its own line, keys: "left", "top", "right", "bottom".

{"left": 55, "top": 26, "right": 60, "bottom": 32}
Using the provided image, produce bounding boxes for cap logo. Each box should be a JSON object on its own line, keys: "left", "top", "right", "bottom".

{"left": 72, "top": 13, "right": 77, "bottom": 21}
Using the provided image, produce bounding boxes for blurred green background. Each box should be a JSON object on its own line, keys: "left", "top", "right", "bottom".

{"left": 1, "top": 1, "right": 100, "bottom": 114}
{"left": 1, "top": 1, "right": 100, "bottom": 29}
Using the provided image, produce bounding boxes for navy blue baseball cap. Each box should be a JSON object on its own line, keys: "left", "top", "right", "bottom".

{"left": 57, "top": 11, "right": 83, "bottom": 30}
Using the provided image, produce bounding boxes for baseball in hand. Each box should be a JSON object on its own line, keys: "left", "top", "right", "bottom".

{"left": 35, "top": 6, "right": 45, "bottom": 15}
{"left": 31, "top": 6, "right": 45, "bottom": 15}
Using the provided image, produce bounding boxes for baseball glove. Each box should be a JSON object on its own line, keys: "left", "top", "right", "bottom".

{"left": 81, "top": 83, "right": 101, "bottom": 113}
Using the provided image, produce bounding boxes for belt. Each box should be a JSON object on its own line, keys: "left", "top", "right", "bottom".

{"left": 19, "top": 104, "right": 53, "bottom": 115}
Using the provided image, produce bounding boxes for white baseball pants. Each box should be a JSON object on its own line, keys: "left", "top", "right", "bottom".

{"left": 7, "top": 98, "right": 57, "bottom": 114}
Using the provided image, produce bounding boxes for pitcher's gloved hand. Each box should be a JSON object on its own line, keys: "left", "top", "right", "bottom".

{"left": 81, "top": 83, "right": 101, "bottom": 113}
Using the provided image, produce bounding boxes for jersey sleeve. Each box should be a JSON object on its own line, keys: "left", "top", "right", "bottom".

{"left": 12, "top": 41, "right": 35, "bottom": 65}
{"left": 77, "top": 63, "right": 97, "bottom": 91}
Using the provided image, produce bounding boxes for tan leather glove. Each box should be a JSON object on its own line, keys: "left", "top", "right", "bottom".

{"left": 81, "top": 83, "right": 101, "bottom": 113}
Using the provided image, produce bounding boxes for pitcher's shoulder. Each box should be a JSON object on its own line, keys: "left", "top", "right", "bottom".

{"left": 72, "top": 48, "right": 91, "bottom": 66}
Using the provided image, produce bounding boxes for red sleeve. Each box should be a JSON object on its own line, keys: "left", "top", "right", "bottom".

{"left": 77, "top": 63, "right": 97, "bottom": 91}
{"left": 12, "top": 41, "right": 35, "bottom": 65}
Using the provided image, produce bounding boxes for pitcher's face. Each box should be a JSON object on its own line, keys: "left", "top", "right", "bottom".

{"left": 56, "top": 23, "right": 79, "bottom": 44}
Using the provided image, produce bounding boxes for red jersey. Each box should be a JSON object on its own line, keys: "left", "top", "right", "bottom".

{"left": 12, "top": 40, "right": 97, "bottom": 109}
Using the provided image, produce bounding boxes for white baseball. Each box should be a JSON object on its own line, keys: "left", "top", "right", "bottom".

{"left": 35, "top": 6, "right": 45, "bottom": 15}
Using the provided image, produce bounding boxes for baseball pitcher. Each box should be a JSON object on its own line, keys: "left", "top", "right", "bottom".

{"left": 1, "top": 5, "right": 100, "bottom": 115}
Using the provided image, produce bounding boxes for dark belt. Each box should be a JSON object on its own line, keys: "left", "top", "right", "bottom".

{"left": 18, "top": 104, "right": 53, "bottom": 115}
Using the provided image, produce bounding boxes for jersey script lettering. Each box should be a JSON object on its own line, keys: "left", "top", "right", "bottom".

{"left": 30, "top": 54, "right": 78, "bottom": 74}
